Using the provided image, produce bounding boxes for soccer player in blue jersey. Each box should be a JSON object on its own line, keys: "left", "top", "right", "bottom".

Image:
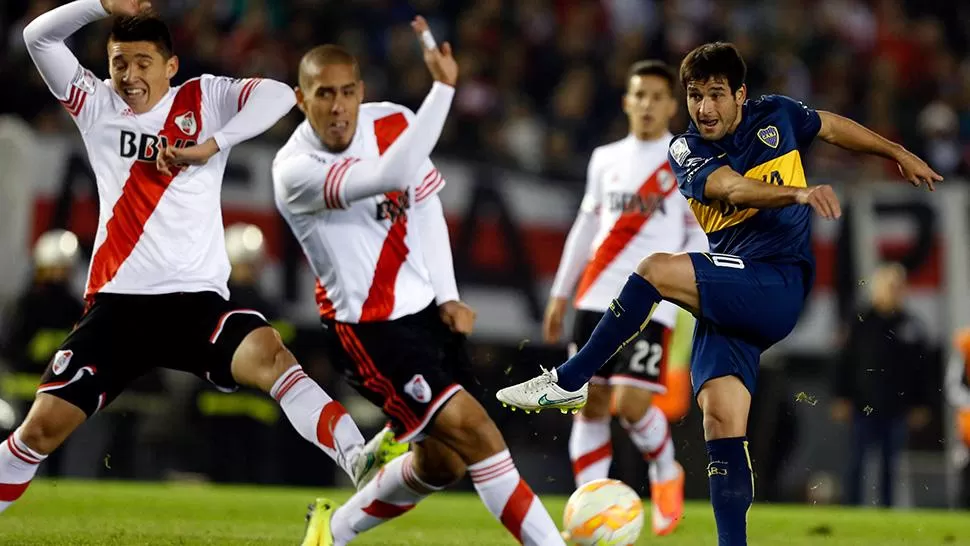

{"left": 497, "top": 42, "right": 942, "bottom": 544}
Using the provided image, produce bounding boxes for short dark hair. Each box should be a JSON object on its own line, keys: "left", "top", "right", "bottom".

{"left": 109, "top": 14, "right": 174, "bottom": 59}
{"left": 679, "top": 42, "right": 746, "bottom": 93}
{"left": 299, "top": 45, "right": 361, "bottom": 89}
{"left": 627, "top": 60, "right": 676, "bottom": 94}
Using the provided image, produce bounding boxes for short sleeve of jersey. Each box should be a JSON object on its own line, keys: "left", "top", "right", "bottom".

{"left": 579, "top": 148, "right": 603, "bottom": 214}
{"left": 668, "top": 135, "right": 728, "bottom": 204}
{"left": 767, "top": 94, "right": 821, "bottom": 149}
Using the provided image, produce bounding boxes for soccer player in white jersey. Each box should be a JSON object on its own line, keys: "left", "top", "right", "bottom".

{"left": 542, "top": 61, "right": 708, "bottom": 537}
{"left": 0, "top": 0, "right": 394, "bottom": 515}
{"left": 273, "top": 18, "right": 566, "bottom": 546}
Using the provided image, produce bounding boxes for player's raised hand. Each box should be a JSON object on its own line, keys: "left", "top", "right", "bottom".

{"left": 439, "top": 300, "right": 476, "bottom": 335}
{"left": 156, "top": 138, "right": 219, "bottom": 176}
{"left": 101, "top": 0, "right": 152, "bottom": 16}
{"left": 895, "top": 149, "right": 943, "bottom": 191}
{"left": 411, "top": 16, "right": 457, "bottom": 87}
{"left": 543, "top": 297, "right": 568, "bottom": 344}
{"left": 797, "top": 184, "right": 841, "bottom": 219}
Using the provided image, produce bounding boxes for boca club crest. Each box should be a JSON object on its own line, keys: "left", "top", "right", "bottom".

{"left": 757, "top": 125, "right": 779, "bottom": 149}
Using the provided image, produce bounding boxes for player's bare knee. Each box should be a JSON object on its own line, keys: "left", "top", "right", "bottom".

{"left": 580, "top": 384, "right": 612, "bottom": 420}
{"left": 614, "top": 389, "right": 652, "bottom": 424}
{"left": 413, "top": 440, "right": 466, "bottom": 487}
{"left": 701, "top": 405, "right": 744, "bottom": 440}
{"left": 19, "top": 414, "right": 70, "bottom": 455}
{"left": 636, "top": 253, "right": 673, "bottom": 287}
{"left": 231, "top": 326, "right": 299, "bottom": 391}
{"left": 430, "top": 391, "right": 506, "bottom": 463}
{"left": 17, "top": 394, "right": 87, "bottom": 455}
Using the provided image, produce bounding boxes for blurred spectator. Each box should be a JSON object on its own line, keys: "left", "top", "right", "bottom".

{"left": 832, "top": 263, "right": 932, "bottom": 507}
{"left": 3, "top": 0, "right": 968, "bottom": 179}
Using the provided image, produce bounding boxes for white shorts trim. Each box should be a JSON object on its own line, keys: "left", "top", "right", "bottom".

{"left": 395, "top": 384, "right": 464, "bottom": 443}
{"left": 608, "top": 374, "right": 667, "bottom": 394}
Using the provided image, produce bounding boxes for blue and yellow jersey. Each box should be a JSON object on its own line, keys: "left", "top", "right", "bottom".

{"left": 668, "top": 94, "right": 820, "bottom": 269}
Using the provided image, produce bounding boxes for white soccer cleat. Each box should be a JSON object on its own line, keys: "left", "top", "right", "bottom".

{"left": 495, "top": 367, "right": 587, "bottom": 413}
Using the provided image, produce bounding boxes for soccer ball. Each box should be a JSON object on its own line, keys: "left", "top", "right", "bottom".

{"left": 562, "top": 478, "right": 644, "bottom": 545}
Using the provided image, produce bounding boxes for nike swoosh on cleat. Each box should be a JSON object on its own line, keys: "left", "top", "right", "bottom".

{"left": 537, "top": 394, "right": 584, "bottom": 406}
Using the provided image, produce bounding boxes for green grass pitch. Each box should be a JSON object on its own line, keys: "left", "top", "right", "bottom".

{"left": 1, "top": 480, "right": 967, "bottom": 545}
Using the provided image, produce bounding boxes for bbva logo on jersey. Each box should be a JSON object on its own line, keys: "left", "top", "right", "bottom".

{"left": 119, "top": 130, "right": 196, "bottom": 163}
{"left": 376, "top": 191, "right": 410, "bottom": 223}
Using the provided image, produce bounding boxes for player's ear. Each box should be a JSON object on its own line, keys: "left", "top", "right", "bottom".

{"left": 357, "top": 80, "right": 366, "bottom": 102}
{"left": 165, "top": 54, "right": 179, "bottom": 80}
{"left": 294, "top": 86, "right": 306, "bottom": 114}
{"left": 735, "top": 84, "right": 746, "bottom": 105}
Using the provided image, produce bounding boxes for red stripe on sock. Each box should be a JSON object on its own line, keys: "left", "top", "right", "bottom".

{"left": 0, "top": 481, "right": 30, "bottom": 502}
{"left": 470, "top": 459, "right": 516, "bottom": 484}
{"left": 361, "top": 499, "right": 415, "bottom": 519}
{"left": 572, "top": 441, "right": 612, "bottom": 477}
{"left": 499, "top": 479, "right": 535, "bottom": 544}
{"left": 645, "top": 429, "right": 672, "bottom": 461}
{"left": 273, "top": 369, "right": 307, "bottom": 402}
{"left": 633, "top": 411, "right": 659, "bottom": 434}
{"left": 6, "top": 437, "right": 40, "bottom": 465}
{"left": 315, "top": 401, "right": 349, "bottom": 450}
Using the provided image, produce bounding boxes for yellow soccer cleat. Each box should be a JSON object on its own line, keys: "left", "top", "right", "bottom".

{"left": 302, "top": 498, "right": 338, "bottom": 546}
{"left": 352, "top": 426, "right": 409, "bottom": 490}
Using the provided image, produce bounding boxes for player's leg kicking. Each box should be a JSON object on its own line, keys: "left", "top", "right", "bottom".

{"left": 567, "top": 315, "right": 684, "bottom": 536}
{"left": 499, "top": 251, "right": 763, "bottom": 545}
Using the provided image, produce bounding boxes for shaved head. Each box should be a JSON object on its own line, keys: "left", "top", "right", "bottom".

{"left": 295, "top": 44, "right": 366, "bottom": 152}
{"left": 298, "top": 45, "right": 360, "bottom": 91}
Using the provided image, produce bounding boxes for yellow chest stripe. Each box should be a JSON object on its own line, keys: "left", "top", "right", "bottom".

{"left": 688, "top": 149, "right": 807, "bottom": 233}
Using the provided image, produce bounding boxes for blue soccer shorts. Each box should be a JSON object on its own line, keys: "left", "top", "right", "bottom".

{"left": 687, "top": 252, "right": 810, "bottom": 396}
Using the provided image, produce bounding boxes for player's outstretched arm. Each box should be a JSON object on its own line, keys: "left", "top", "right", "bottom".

{"left": 157, "top": 78, "right": 296, "bottom": 175}
{"left": 23, "top": 0, "right": 138, "bottom": 100}
{"left": 817, "top": 111, "right": 943, "bottom": 190}
{"left": 705, "top": 166, "right": 842, "bottom": 219}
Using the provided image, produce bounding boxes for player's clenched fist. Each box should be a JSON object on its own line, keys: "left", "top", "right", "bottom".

{"left": 797, "top": 184, "right": 841, "bottom": 219}
{"left": 411, "top": 16, "right": 458, "bottom": 87}
{"left": 101, "top": 0, "right": 152, "bottom": 16}
{"left": 439, "top": 300, "right": 476, "bottom": 335}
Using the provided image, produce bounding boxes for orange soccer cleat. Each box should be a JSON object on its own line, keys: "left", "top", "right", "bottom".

{"left": 650, "top": 461, "right": 684, "bottom": 536}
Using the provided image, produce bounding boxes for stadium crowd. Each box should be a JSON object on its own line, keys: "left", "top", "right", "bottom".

{"left": 2, "top": 0, "right": 970, "bottom": 181}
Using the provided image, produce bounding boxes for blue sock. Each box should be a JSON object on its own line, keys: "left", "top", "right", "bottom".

{"left": 706, "top": 437, "right": 753, "bottom": 546}
{"left": 555, "top": 273, "right": 661, "bottom": 391}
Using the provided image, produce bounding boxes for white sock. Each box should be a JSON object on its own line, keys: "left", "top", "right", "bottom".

{"left": 330, "top": 452, "right": 442, "bottom": 545}
{"left": 0, "top": 428, "right": 47, "bottom": 513}
{"left": 468, "top": 450, "right": 566, "bottom": 546}
{"left": 620, "top": 405, "right": 678, "bottom": 482}
{"left": 270, "top": 365, "right": 365, "bottom": 478}
{"left": 568, "top": 415, "right": 612, "bottom": 487}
